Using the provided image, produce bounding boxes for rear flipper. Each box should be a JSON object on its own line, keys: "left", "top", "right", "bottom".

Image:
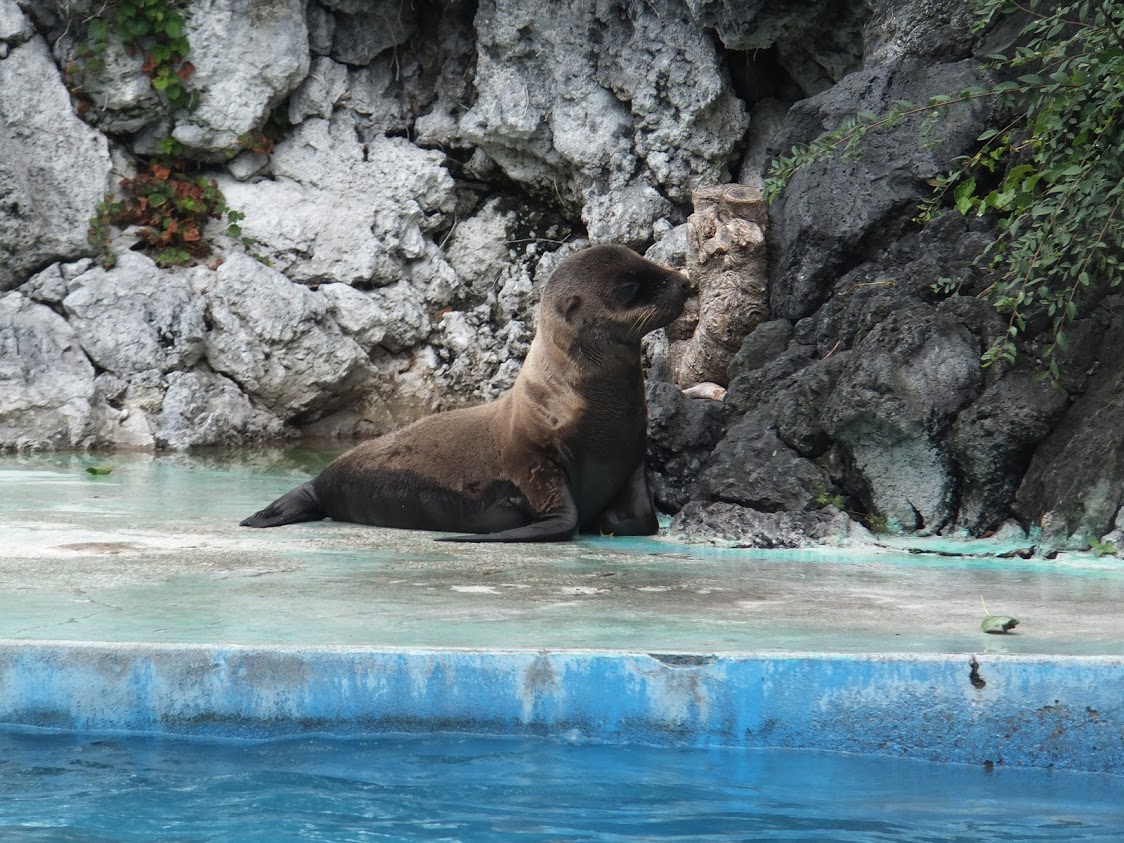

{"left": 240, "top": 482, "right": 323, "bottom": 528}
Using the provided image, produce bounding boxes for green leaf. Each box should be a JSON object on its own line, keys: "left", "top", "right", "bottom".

{"left": 954, "top": 177, "right": 977, "bottom": 214}
{"left": 981, "top": 614, "right": 1020, "bottom": 634}
{"left": 85, "top": 465, "right": 113, "bottom": 476}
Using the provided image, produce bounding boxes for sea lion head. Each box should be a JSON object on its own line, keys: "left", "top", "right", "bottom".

{"left": 540, "top": 245, "right": 688, "bottom": 352}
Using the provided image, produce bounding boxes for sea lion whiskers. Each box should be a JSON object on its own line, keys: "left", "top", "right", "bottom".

{"left": 628, "top": 305, "right": 664, "bottom": 341}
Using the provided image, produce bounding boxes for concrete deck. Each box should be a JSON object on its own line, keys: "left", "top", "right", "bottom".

{"left": 2, "top": 449, "right": 1124, "bottom": 655}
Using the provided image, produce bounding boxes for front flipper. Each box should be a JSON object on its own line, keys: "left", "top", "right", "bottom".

{"left": 437, "top": 486, "right": 578, "bottom": 543}
{"left": 589, "top": 462, "right": 659, "bottom": 537}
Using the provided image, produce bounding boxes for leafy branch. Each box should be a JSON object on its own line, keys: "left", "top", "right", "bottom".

{"left": 765, "top": 0, "right": 1124, "bottom": 379}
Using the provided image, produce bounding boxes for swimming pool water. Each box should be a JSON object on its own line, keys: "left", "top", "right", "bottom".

{"left": 2, "top": 728, "right": 1121, "bottom": 842}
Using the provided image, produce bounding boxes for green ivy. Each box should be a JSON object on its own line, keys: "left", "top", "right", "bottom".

{"left": 88, "top": 160, "right": 249, "bottom": 268}
{"left": 78, "top": 3, "right": 262, "bottom": 269}
{"left": 765, "top": 0, "right": 1124, "bottom": 379}
{"left": 84, "top": 0, "right": 196, "bottom": 109}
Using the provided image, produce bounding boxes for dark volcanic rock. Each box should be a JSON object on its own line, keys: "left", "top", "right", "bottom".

{"left": 810, "top": 212, "right": 996, "bottom": 358}
{"left": 671, "top": 500, "right": 857, "bottom": 547}
{"left": 646, "top": 380, "right": 728, "bottom": 513}
{"left": 728, "top": 318, "right": 793, "bottom": 374}
{"left": 951, "top": 370, "right": 1069, "bottom": 534}
{"left": 773, "top": 352, "right": 851, "bottom": 457}
{"left": 824, "top": 302, "right": 982, "bottom": 532}
{"left": 1015, "top": 312, "right": 1124, "bottom": 538}
{"left": 726, "top": 342, "right": 815, "bottom": 415}
{"left": 767, "top": 60, "right": 994, "bottom": 322}
{"left": 697, "top": 412, "right": 834, "bottom": 513}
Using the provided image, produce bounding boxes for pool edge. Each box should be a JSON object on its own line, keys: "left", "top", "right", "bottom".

{"left": 2, "top": 641, "right": 1121, "bottom": 775}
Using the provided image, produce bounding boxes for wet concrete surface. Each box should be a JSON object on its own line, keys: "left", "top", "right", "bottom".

{"left": 3, "top": 449, "right": 1124, "bottom": 655}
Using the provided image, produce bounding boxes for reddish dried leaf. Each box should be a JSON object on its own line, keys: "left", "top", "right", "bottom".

{"left": 152, "top": 163, "right": 171, "bottom": 181}
{"left": 177, "top": 61, "right": 195, "bottom": 81}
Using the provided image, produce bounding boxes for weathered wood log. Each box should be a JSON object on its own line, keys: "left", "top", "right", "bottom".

{"left": 669, "top": 184, "right": 768, "bottom": 389}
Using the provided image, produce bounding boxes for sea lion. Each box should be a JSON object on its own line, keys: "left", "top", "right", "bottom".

{"left": 240, "top": 244, "right": 688, "bottom": 542}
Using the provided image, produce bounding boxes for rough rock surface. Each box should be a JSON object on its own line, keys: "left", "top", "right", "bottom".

{"left": 766, "top": 60, "right": 994, "bottom": 322}
{"left": 196, "top": 253, "right": 374, "bottom": 422}
{"left": 422, "top": 0, "right": 747, "bottom": 243}
{"left": 63, "top": 32, "right": 163, "bottom": 134}
{"left": 155, "top": 370, "right": 285, "bottom": 450}
{"left": 0, "top": 292, "right": 96, "bottom": 450}
{"left": 0, "top": 21, "right": 110, "bottom": 289}
{"left": 952, "top": 371, "right": 1068, "bottom": 534}
{"left": 671, "top": 501, "right": 861, "bottom": 548}
{"left": 218, "top": 118, "right": 456, "bottom": 287}
{"left": 172, "top": 0, "right": 310, "bottom": 155}
{"left": 1015, "top": 311, "right": 1124, "bottom": 539}
{"left": 645, "top": 381, "right": 727, "bottom": 512}
{"left": 823, "top": 303, "right": 982, "bottom": 532}
{"left": 62, "top": 253, "right": 207, "bottom": 378}
{"left": 697, "top": 412, "right": 832, "bottom": 514}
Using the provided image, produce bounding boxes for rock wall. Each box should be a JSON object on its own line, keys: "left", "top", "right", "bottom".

{"left": 1, "top": 0, "right": 1120, "bottom": 547}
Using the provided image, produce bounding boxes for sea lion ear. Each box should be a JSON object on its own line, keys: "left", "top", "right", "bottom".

{"left": 558, "top": 295, "right": 581, "bottom": 323}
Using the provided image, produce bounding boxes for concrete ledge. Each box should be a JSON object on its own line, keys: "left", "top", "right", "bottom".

{"left": 1, "top": 641, "right": 1122, "bottom": 774}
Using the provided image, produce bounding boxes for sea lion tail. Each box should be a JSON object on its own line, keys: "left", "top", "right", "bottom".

{"left": 240, "top": 481, "right": 323, "bottom": 528}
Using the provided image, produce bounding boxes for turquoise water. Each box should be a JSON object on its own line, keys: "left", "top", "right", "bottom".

{"left": 6, "top": 449, "right": 1124, "bottom": 655}
{"left": 2, "top": 728, "right": 1121, "bottom": 842}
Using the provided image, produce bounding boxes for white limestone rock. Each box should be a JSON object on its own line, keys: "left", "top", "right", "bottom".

{"left": 21, "top": 263, "right": 69, "bottom": 305}
{"left": 328, "top": 0, "right": 417, "bottom": 66}
{"left": 196, "top": 252, "right": 374, "bottom": 420}
{"left": 348, "top": 58, "right": 411, "bottom": 137}
{"left": 0, "top": 292, "right": 97, "bottom": 450}
{"left": 0, "top": 0, "right": 33, "bottom": 51}
{"left": 155, "top": 369, "right": 286, "bottom": 449}
{"left": 68, "top": 34, "right": 163, "bottom": 134}
{"left": 289, "top": 55, "right": 348, "bottom": 124}
{"left": 62, "top": 253, "right": 208, "bottom": 377}
{"left": 172, "top": 0, "right": 310, "bottom": 155}
{"left": 0, "top": 32, "right": 111, "bottom": 290}
{"left": 431, "top": 306, "right": 532, "bottom": 403}
{"left": 218, "top": 116, "right": 455, "bottom": 286}
{"left": 421, "top": 0, "right": 746, "bottom": 244}
{"left": 582, "top": 185, "right": 676, "bottom": 248}
{"left": 306, "top": 1, "right": 336, "bottom": 55}
{"left": 227, "top": 152, "right": 270, "bottom": 181}
{"left": 319, "top": 281, "right": 431, "bottom": 354}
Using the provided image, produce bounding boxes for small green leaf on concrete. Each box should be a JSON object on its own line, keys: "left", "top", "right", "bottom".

{"left": 85, "top": 465, "right": 113, "bottom": 475}
{"left": 981, "top": 614, "right": 1019, "bottom": 634}
{"left": 980, "top": 595, "right": 1019, "bottom": 634}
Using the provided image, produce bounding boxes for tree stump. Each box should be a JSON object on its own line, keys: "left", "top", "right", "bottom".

{"left": 669, "top": 184, "right": 768, "bottom": 389}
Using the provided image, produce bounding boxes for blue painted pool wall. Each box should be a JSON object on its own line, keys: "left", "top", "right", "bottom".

{"left": 1, "top": 643, "right": 1121, "bottom": 774}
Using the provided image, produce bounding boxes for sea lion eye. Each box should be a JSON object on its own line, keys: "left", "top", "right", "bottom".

{"left": 615, "top": 280, "right": 641, "bottom": 304}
